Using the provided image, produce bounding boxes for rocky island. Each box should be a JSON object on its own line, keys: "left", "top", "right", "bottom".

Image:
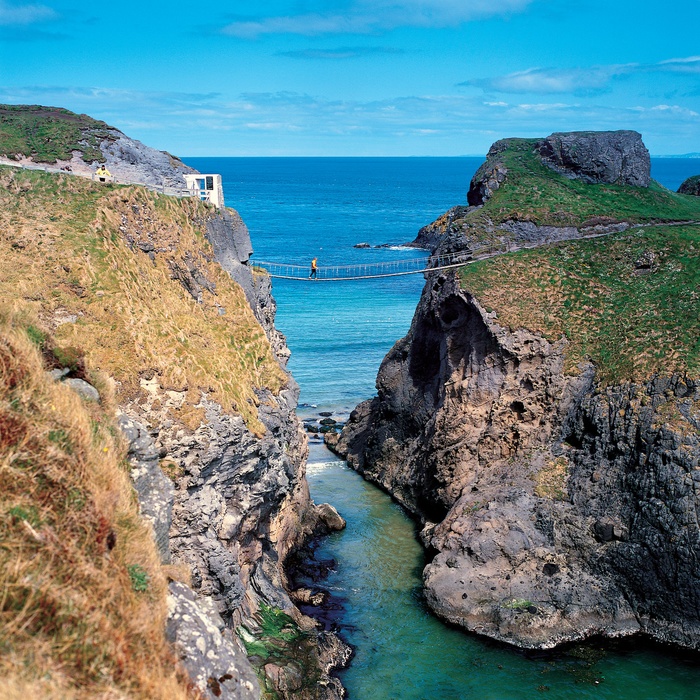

{"left": 0, "top": 105, "right": 349, "bottom": 699}
{"left": 332, "top": 131, "right": 700, "bottom": 650}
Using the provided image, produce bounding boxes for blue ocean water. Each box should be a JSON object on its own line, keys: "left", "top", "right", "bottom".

{"left": 185, "top": 156, "right": 481, "bottom": 412}
{"left": 184, "top": 155, "right": 700, "bottom": 698}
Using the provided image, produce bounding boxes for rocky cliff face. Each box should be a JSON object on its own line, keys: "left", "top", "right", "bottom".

{"left": 679, "top": 175, "right": 700, "bottom": 196}
{"left": 334, "top": 131, "right": 700, "bottom": 652}
{"left": 536, "top": 130, "right": 651, "bottom": 188}
{"left": 0, "top": 147, "right": 349, "bottom": 699}
{"left": 334, "top": 271, "right": 700, "bottom": 650}
{"left": 121, "top": 204, "right": 350, "bottom": 698}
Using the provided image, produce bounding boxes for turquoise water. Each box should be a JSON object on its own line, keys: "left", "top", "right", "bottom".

{"left": 303, "top": 445, "right": 700, "bottom": 700}
{"left": 184, "top": 156, "right": 700, "bottom": 698}
{"left": 185, "top": 156, "right": 479, "bottom": 410}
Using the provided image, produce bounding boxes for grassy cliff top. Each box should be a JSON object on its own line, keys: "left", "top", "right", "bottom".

{"left": 459, "top": 223, "right": 700, "bottom": 383}
{"left": 0, "top": 104, "right": 116, "bottom": 164}
{"left": 472, "top": 138, "right": 700, "bottom": 228}
{"left": 0, "top": 165, "right": 286, "bottom": 435}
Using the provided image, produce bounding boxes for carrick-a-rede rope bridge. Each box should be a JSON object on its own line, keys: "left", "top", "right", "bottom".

{"left": 250, "top": 249, "right": 481, "bottom": 281}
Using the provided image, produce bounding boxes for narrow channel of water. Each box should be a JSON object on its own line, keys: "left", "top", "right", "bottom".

{"left": 302, "top": 444, "right": 700, "bottom": 700}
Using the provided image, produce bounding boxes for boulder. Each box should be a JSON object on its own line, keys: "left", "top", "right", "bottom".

{"left": 537, "top": 130, "right": 650, "bottom": 187}
{"left": 678, "top": 175, "right": 700, "bottom": 196}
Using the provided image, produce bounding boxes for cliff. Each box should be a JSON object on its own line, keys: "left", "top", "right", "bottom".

{"left": 0, "top": 104, "right": 196, "bottom": 187}
{"left": 411, "top": 131, "right": 698, "bottom": 254}
{"left": 334, "top": 131, "right": 700, "bottom": 651}
{"left": 0, "top": 117, "right": 348, "bottom": 698}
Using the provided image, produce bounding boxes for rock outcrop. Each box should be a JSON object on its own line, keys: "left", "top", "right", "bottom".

{"left": 536, "top": 130, "right": 651, "bottom": 187}
{"left": 114, "top": 198, "right": 349, "bottom": 698}
{"left": 0, "top": 104, "right": 349, "bottom": 697}
{"left": 679, "top": 175, "right": 700, "bottom": 196}
{"left": 334, "top": 272, "right": 700, "bottom": 650}
{"left": 465, "top": 130, "right": 650, "bottom": 209}
{"left": 336, "top": 130, "right": 700, "bottom": 653}
{"left": 466, "top": 140, "right": 510, "bottom": 207}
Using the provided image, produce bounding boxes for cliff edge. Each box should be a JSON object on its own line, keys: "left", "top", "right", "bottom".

{"left": 0, "top": 108, "right": 348, "bottom": 699}
{"left": 0, "top": 104, "right": 196, "bottom": 187}
{"left": 334, "top": 131, "right": 700, "bottom": 651}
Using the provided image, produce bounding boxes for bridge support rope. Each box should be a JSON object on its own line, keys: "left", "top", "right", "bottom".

{"left": 249, "top": 249, "right": 481, "bottom": 281}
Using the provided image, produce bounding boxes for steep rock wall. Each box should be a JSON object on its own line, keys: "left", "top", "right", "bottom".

{"left": 335, "top": 271, "right": 700, "bottom": 650}
{"left": 118, "top": 204, "right": 350, "bottom": 697}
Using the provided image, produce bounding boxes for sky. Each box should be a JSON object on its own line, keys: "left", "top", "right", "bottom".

{"left": 0, "top": 0, "right": 699, "bottom": 156}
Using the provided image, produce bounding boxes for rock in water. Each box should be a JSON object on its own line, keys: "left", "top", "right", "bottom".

{"left": 536, "top": 130, "right": 650, "bottom": 187}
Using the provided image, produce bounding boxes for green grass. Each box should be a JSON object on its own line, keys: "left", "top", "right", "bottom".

{"left": 467, "top": 138, "right": 700, "bottom": 232}
{"left": 459, "top": 224, "right": 700, "bottom": 383}
{"left": 503, "top": 598, "right": 534, "bottom": 610}
{"left": 127, "top": 564, "right": 150, "bottom": 593}
{"left": 0, "top": 104, "right": 115, "bottom": 163}
{"left": 238, "top": 604, "right": 323, "bottom": 700}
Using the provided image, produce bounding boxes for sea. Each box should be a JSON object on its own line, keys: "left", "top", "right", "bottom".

{"left": 185, "top": 155, "right": 700, "bottom": 699}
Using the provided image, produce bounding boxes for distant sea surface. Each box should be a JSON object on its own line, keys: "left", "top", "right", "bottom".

{"left": 185, "top": 156, "right": 700, "bottom": 699}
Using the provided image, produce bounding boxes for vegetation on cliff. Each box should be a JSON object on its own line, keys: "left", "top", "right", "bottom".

{"left": 0, "top": 164, "right": 295, "bottom": 694}
{"left": 444, "top": 136, "right": 700, "bottom": 383}
{"left": 471, "top": 138, "right": 700, "bottom": 228}
{"left": 0, "top": 105, "right": 115, "bottom": 164}
{"left": 417, "top": 139, "right": 700, "bottom": 253}
{"left": 0, "top": 165, "right": 286, "bottom": 435}
{"left": 459, "top": 223, "right": 700, "bottom": 382}
{"left": 0, "top": 314, "right": 192, "bottom": 699}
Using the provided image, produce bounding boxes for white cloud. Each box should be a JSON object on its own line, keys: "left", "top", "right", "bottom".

{"left": 464, "top": 55, "right": 700, "bottom": 96}
{"left": 514, "top": 102, "right": 573, "bottom": 111}
{"left": 464, "top": 65, "right": 634, "bottom": 95}
{"left": 658, "top": 56, "right": 700, "bottom": 73}
{"left": 0, "top": 1, "right": 56, "bottom": 25}
{"left": 2, "top": 84, "right": 699, "bottom": 156}
{"left": 632, "top": 104, "right": 700, "bottom": 118}
{"left": 221, "top": 0, "right": 533, "bottom": 37}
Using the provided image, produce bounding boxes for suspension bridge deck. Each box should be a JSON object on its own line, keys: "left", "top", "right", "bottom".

{"left": 249, "top": 250, "right": 480, "bottom": 281}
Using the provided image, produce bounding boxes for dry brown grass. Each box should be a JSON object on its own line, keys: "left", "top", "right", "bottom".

{"left": 460, "top": 225, "right": 700, "bottom": 383}
{"left": 0, "top": 312, "right": 194, "bottom": 699}
{"left": 0, "top": 166, "right": 287, "bottom": 437}
{"left": 533, "top": 456, "right": 569, "bottom": 500}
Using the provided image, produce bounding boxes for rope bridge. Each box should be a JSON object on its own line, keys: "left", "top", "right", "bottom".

{"left": 249, "top": 249, "right": 478, "bottom": 281}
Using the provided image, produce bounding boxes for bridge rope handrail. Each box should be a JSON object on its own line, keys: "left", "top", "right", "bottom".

{"left": 248, "top": 247, "right": 499, "bottom": 281}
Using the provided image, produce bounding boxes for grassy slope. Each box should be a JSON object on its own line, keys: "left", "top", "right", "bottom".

{"left": 0, "top": 104, "right": 114, "bottom": 164}
{"left": 0, "top": 165, "right": 286, "bottom": 435}
{"left": 0, "top": 165, "right": 291, "bottom": 695}
{"left": 457, "top": 142, "right": 700, "bottom": 383}
{"left": 468, "top": 138, "right": 700, "bottom": 230}
{"left": 0, "top": 315, "right": 192, "bottom": 699}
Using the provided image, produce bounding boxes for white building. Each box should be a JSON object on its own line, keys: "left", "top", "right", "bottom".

{"left": 184, "top": 173, "right": 225, "bottom": 209}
